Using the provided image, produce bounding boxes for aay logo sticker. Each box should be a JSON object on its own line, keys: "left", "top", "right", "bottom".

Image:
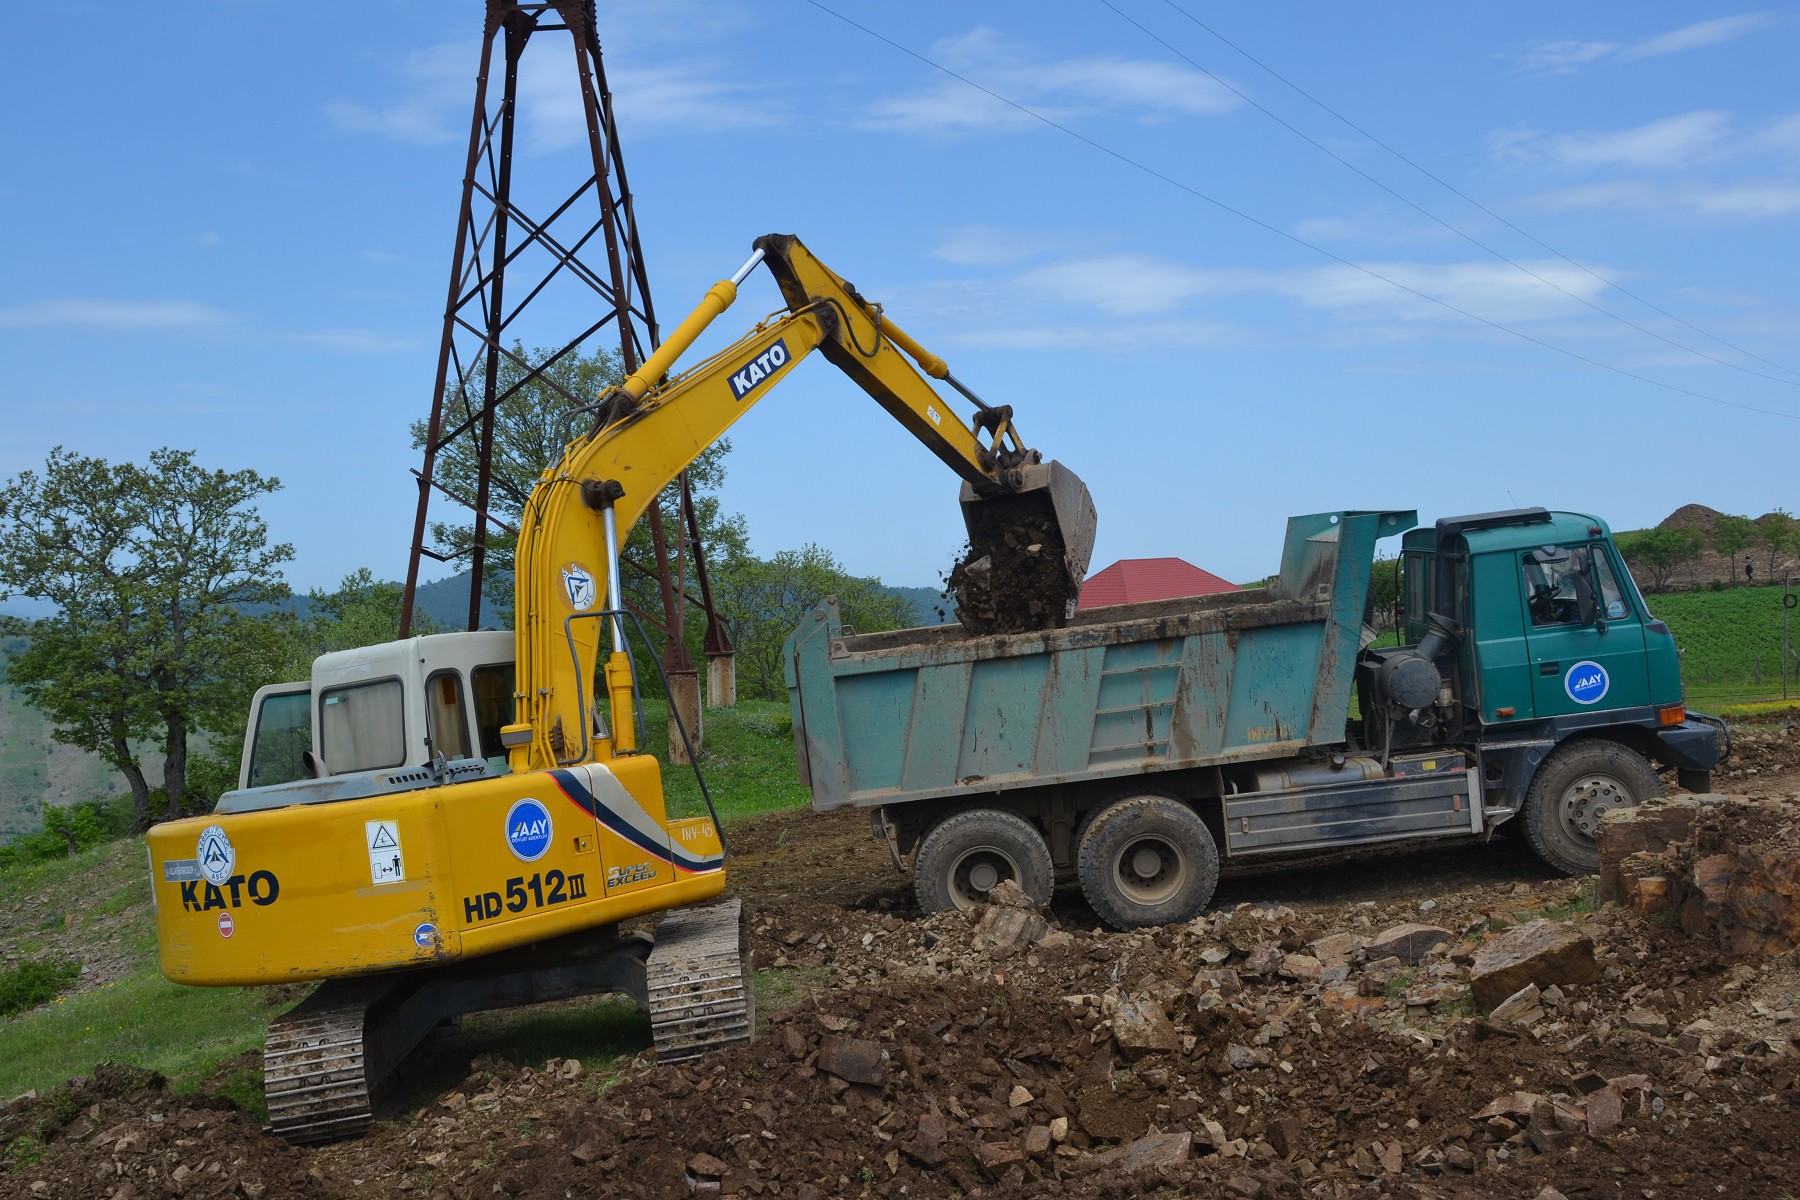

{"left": 196, "top": 824, "right": 236, "bottom": 887}
{"left": 728, "top": 338, "right": 790, "bottom": 400}
{"left": 505, "top": 798, "right": 553, "bottom": 862}
{"left": 1565, "top": 660, "right": 1610, "bottom": 706}
{"left": 562, "top": 563, "right": 597, "bottom": 611}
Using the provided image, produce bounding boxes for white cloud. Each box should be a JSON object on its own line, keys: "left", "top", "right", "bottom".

{"left": 284, "top": 329, "right": 420, "bottom": 354}
{"left": 1513, "top": 39, "right": 1617, "bottom": 76}
{"left": 1492, "top": 110, "right": 1734, "bottom": 170}
{"left": 192, "top": 231, "right": 222, "bottom": 247}
{"left": 1617, "top": 13, "right": 1779, "bottom": 60}
{"left": 329, "top": 27, "right": 784, "bottom": 151}
{"left": 1528, "top": 179, "right": 1800, "bottom": 219}
{"left": 931, "top": 226, "right": 1065, "bottom": 266}
{"left": 1511, "top": 12, "right": 1776, "bottom": 75}
{"left": 862, "top": 27, "right": 1240, "bottom": 135}
{"left": 0, "top": 299, "right": 240, "bottom": 331}
{"left": 1013, "top": 253, "right": 1609, "bottom": 325}
{"left": 325, "top": 42, "right": 471, "bottom": 145}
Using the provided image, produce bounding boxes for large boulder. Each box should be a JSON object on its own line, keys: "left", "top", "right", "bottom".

{"left": 1469, "top": 919, "right": 1599, "bottom": 1011}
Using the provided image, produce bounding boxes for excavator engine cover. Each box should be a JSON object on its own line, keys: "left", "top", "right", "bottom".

{"left": 954, "top": 460, "right": 1097, "bottom": 634}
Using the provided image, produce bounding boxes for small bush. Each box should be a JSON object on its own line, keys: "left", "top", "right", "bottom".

{"left": 0, "top": 958, "right": 80, "bottom": 1018}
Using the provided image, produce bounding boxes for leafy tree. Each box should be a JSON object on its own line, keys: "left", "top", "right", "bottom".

{"left": 0, "top": 448, "right": 292, "bottom": 828}
{"left": 1618, "top": 527, "right": 1704, "bottom": 593}
{"left": 1366, "top": 554, "right": 1401, "bottom": 631}
{"left": 409, "top": 343, "right": 748, "bottom": 663}
{"left": 1712, "top": 515, "right": 1759, "bottom": 585}
{"left": 1758, "top": 508, "right": 1795, "bottom": 579}
{"left": 715, "top": 544, "right": 915, "bottom": 701}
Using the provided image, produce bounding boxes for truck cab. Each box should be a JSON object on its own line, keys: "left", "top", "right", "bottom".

{"left": 1364, "top": 508, "right": 1723, "bottom": 872}
{"left": 230, "top": 631, "right": 517, "bottom": 807}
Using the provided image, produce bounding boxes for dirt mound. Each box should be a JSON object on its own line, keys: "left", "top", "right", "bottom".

{"left": 1657, "top": 504, "right": 1723, "bottom": 534}
{"left": 0, "top": 1062, "right": 324, "bottom": 1199}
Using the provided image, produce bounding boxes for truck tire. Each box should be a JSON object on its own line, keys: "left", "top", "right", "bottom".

{"left": 1076, "top": 794, "right": 1219, "bottom": 930}
{"left": 1523, "top": 739, "right": 1661, "bottom": 876}
{"left": 913, "top": 808, "right": 1053, "bottom": 914}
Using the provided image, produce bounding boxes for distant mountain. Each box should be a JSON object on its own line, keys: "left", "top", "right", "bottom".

{"left": 891, "top": 585, "right": 952, "bottom": 627}
{"left": 410, "top": 573, "right": 507, "bottom": 630}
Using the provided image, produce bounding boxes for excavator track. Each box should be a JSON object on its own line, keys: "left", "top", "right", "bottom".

{"left": 647, "top": 899, "right": 755, "bottom": 1063}
{"left": 263, "top": 977, "right": 397, "bottom": 1145}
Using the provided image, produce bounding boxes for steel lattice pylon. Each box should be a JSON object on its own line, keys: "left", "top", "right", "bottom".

{"left": 399, "top": 0, "right": 733, "bottom": 745}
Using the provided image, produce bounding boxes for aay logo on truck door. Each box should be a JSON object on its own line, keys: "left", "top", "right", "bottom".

{"left": 728, "top": 338, "right": 790, "bottom": 400}
{"left": 1565, "top": 660, "right": 1610, "bottom": 705}
{"left": 505, "top": 798, "right": 553, "bottom": 862}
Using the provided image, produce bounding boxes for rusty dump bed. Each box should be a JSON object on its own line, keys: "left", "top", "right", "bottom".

{"left": 783, "top": 510, "right": 1417, "bottom": 811}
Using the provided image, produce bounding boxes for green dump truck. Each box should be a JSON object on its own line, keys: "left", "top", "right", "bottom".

{"left": 784, "top": 508, "right": 1725, "bottom": 929}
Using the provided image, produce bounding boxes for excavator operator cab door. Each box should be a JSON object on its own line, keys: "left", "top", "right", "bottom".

{"left": 239, "top": 682, "right": 312, "bottom": 791}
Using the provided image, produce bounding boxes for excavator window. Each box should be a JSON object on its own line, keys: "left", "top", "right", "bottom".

{"left": 247, "top": 691, "right": 311, "bottom": 788}
{"left": 471, "top": 664, "right": 516, "bottom": 771}
{"left": 426, "top": 671, "right": 473, "bottom": 762}
{"left": 319, "top": 678, "right": 407, "bottom": 774}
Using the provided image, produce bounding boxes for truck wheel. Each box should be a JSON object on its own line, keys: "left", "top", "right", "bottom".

{"left": 1523, "top": 740, "right": 1661, "bottom": 876}
{"left": 913, "top": 808, "right": 1053, "bottom": 914}
{"left": 1076, "top": 794, "right": 1219, "bottom": 930}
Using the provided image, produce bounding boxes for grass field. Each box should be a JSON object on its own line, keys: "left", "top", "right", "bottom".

{"left": 0, "top": 699, "right": 813, "bottom": 1114}
{"left": 1646, "top": 584, "right": 1800, "bottom": 710}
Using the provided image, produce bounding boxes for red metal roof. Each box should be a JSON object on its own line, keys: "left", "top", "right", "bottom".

{"left": 1077, "top": 557, "right": 1239, "bottom": 610}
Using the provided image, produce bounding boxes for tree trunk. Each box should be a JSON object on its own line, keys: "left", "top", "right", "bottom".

{"left": 162, "top": 714, "right": 188, "bottom": 823}
{"left": 108, "top": 723, "right": 153, "bottom": 833}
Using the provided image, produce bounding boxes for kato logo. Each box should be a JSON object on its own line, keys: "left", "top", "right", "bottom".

{"left": 728, "top": 338, "right": 790, "bottom": 400}
{"left": 1565, "top": 660, "right": 1609, "bottom": 706}
{"left": 504, "top": 798, "right": 553, "bottom": 862}
{"left": 196, "top": 824, "right": 236, "bottom": 887}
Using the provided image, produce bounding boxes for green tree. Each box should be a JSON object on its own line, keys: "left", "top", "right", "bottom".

{"left": 409, "top": 343, "right": 748, "bottom": 659}
{"left": 1618, "top": 527, "right": 1703, "bottom": 593}
{"left": 0, "top": 448, "right": 293, "bottom": 828}
{"left": 1712, "top": 515, "right": 1759, "bottom": 585}
{"left": 715, "top": 544, "right": 915, "bottom": 701}
{"left": 1758, "top": 509, "right": 1795, "bottom": 579}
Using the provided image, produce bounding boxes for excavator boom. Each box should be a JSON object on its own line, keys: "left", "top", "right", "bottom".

{"left": 506, "top": 233, "right": 1096, "bottom": 777}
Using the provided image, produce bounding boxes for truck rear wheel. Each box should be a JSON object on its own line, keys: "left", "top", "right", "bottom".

{"left": 913, "top": 808, "right": 1053, "bottom": 914}
{"left": 1076, "top": 794, "right": 1219, "bottom": 930}
{"left": 1523, "top": 739, "right": 1661, "bottom": 876}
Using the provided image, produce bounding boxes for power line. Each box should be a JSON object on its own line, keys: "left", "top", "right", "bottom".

{"left": 1156, "top": 0, "right": 1800, "bottom": 384}
{"left": 1101, "top": 0, "right": 1800, "bottom": 391}
{"left": 796, "top": 0, "right": 1799, "bottom": 422}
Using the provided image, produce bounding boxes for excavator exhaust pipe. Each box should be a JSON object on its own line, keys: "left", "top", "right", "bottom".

{"left": 955, "top": 460, "right": 1098, "bottom": 634}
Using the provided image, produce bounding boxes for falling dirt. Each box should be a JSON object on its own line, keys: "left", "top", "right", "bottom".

{"left": 947, "top": 506, "right": 1079, "bottom": 636}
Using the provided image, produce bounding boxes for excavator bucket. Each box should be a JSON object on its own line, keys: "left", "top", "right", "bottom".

{"left": 954, "top": 460, "right": 1098, "bottom": 634}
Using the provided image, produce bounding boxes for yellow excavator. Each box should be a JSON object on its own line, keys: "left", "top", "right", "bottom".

{"left": 144, "top": 234, "right": 1095, "bottom": 1143}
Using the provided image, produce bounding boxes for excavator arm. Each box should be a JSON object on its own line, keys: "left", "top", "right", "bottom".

{"left": 505, "top": 234, "right": 1094, "bottom": 774}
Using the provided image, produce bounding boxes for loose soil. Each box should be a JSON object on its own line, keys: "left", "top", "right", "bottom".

{"left": 948, "top": 505, "right": 1078, "bottom": 635}
{"left": 6, "top": 780, "right": 1799, "bottom": 1199}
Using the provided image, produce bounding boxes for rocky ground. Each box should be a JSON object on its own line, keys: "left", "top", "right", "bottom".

{"left": 3, "top": 760, "right": 1797, "bottom": 1199}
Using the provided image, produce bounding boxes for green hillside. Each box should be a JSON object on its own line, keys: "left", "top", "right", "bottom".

{"left": 1646, "top": 584, "right": 1800, "bottom": 708}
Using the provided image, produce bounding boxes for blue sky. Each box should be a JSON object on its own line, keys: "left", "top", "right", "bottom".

{"left": 3, "top": 2, "right": 1797, "bottom": 597}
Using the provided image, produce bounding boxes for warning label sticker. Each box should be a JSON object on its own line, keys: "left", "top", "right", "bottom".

{"left": 366, "top": 820, "right": 404, "bottom": 885}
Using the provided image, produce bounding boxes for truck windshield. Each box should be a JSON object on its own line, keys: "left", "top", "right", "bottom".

{"left": 472, "top": 663, "right": 516, "bottom": 771}
{"left": 247, "top": 690, "right": 311, "bottom": 788}
{"left": 319, "top": 678, "right": 406, "bottom": 773}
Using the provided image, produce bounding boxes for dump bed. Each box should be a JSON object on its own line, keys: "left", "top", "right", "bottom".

{"left": 785, "top": 510, "right": 1417, "bottom": 811}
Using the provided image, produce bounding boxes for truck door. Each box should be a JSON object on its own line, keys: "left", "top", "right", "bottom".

{"left": 1520, "top": 542, "right": 1648, "bottom": 719}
